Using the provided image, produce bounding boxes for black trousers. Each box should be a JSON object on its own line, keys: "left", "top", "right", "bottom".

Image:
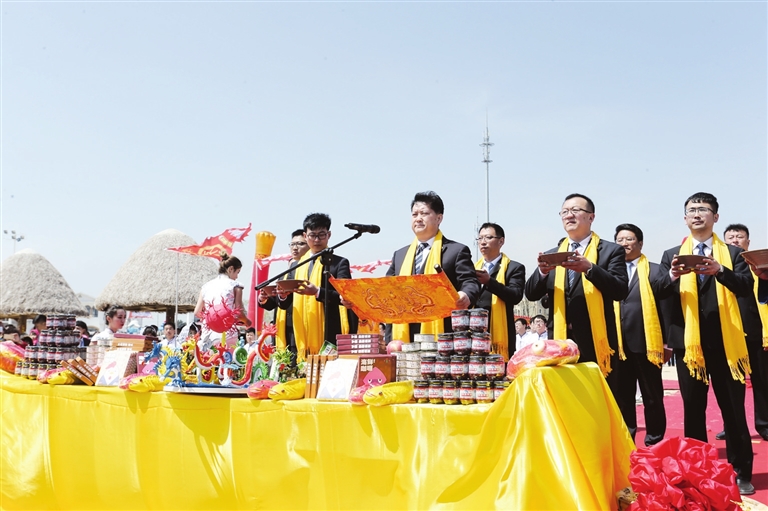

{"left": 746, "top": 339, "right": 768, "bottom": 434}
{"left": 674, "top": 346, "right": 753, "bottom": 481}
{"left": 617, "top": 350, "right": 666, "bottom": 446}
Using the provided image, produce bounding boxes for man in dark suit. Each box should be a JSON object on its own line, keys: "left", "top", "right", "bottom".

{"left": 613, "top": 223, "right": 667, "bottom": 446}
{"left": 524, "top": 193, "right": 628, "bottom": 391}
{"left": 474, "top": 222, "right": 525, "bottom": 359}
{"left": 386, "top": 191, "right": 480, "bottom": 341}
{"left": 658, "top": 192, "right": 754, "bottom": 496}
{"left": 258, "top": 229, "right": 309, "bottom": 359}
{"left": 272, "top": 214, "right": 355, "bottom": 359}
{"left": 718, "top": 224, "right": 768, "bottom": 441}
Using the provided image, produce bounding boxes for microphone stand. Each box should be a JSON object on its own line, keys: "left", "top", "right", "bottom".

{"left": 255, "top": 230, "right": 365, "bottom": 348}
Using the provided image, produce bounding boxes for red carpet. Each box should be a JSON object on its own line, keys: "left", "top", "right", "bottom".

{"left": 634, "top": 368, "right": 768, "bottom": 504}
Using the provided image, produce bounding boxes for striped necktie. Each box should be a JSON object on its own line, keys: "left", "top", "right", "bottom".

{"left": 568, "top": 242, "right": 580, "bottom": 288}
{"left": 697, "top": 242, "right": 707, "bottom": 282}
{"left": 414, "top": 242, "right": 428, "bottom": 275}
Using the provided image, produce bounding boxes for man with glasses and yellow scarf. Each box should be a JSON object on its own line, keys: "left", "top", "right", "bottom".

{"left": 658, "top": 192, "right": 754, "bottom": 496}
{"left": 386, "top": 191, "right": 480, "bottom": 342}
{"left": 613, "top": 223, "right": 667, "bottom": 446}
{"left": 525, "top": 193, "right": 628, "bottom": 393}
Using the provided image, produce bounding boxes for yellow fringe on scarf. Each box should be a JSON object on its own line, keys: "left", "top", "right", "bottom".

{"left": 392, "top": 231, "right": 445, "bottom": 342}
{"left": 679, "top": 235, "right": 750, "bottom": 383}
{"left": 613, "top": 255, "right": 664, "bottom": 367}
{"left": 475, "top": 254, "right": 511, "bottom": 360}
{"left": 553, "top": 233, "right": 614, "bottom": 376}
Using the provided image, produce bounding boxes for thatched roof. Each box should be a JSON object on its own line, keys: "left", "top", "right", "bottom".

{"left": 0, "top": 249, "right": 86, "bottom": 317}
{"left": 95, "top": 229, "right": 219, "bottom": 312}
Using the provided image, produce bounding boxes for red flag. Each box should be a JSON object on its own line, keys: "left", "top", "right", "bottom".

{"left": 167, "top": 224, "right": 252, "bottom": 260}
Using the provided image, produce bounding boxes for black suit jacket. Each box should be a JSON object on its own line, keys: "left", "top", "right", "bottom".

{"left": 386, "top": 236, "right": 480, "bottom": 334}
{"left": 273, "top": 253, "right": 355, "bottom": 346}
{"left": 617, "top": 260, "right": 666, "bottom": 354}
{"left": 475, "top": 256, "right": 525, "bottom": 355}
{"left": 658, "top": 243, "right": 753, "bottom": 350}
{"left": 524, "top": 237, "right": 628, "bottom": 364}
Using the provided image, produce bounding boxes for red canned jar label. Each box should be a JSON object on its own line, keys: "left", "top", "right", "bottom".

{"left": 459, "top": 387, "right": 475, "bottom": 401}
{"left": 469, "top": 360, "right": 485, "bottom": 376}
{"left": 414, "top": 386, "right": 428, "bottom": 400}
{"left": 454, "top": 338, "right": 471, "bottom": 352}
{"left": 471, "top": 338, "right": 491, "bottom": 353}
{"left": 493, "top": 388, "right": 504, "bottom": 400}
{"left": 428, "top": 386, "right": 443, "bottom": 400}
{"left": 437, "top": 340, "right": 453, "bottom": 353}
{"left": 435, "top": 360, "right": 450, "bottom": 376}
{"left": 476, "top": 388, "right": 492, "bottom": 402}
{"left": 443, "top": 386, "right": 459, "bottom": 400}
{"left": 486, "top": 360, "right": 505, "bottom": 377}
{"left": 450, "top": 362, "right": 468, "bottom": 377}
{"left": 420, "top": 360, "right": 435, "bottom": 374}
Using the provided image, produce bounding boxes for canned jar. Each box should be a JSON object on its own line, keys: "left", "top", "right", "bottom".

{"left": 471, "top": 332, "right": 491, "bottom": 356}
{"left": 475, "top": 381, "right": 493, "bottom": 404}
{"left": 20, "top": 362, "right": 30, "bottom": 379}
{"left": 459, "top": 381, "right": 475, "bottom": 405}
{"left": 14, "top": 361, "right": 22, "bottom": 376}
{"left": 434, "top": 355, "right": 451, "bottom": 380}
{"left": 67, "top": 315, "right": 76, "bottom": 329}
{"left": 453, "top": 331, "right": 472, "bottom": 356}
{"left": 469, "top": 308, "right": 489, "bottom": 332}
{"left": 468, "top": 355, "right": 486, "bottom": 381}
{"left": 46, "top": 315, "right": 57, "bottom": 329}
{"left": 442, "top": 381, "right": 459, "bottom": 405}
{"left": 493, "top": 380, "right": 510, "bottom": 401}
{"left": 28, "top": 363, "right": 38, "bottom": 380}
{"left": 451, "top": 310, "right": 470, "bottom": 331}
{"left": 420, "top": 354, "right": 436, "bottom": 380}
{"left": 428, "top": 380, "right": 444, "bottom": 404}
{"left": 437, "top": 333, "right": 454, "bottom": 356}
{"left": 485, "top": 354, "right": 506, "bottom": 381}
{"left": 450, "top": 355, "right": 469, "bottom": 381}
{"left": 414, "top": 380, "right": 429, "bottom": 403}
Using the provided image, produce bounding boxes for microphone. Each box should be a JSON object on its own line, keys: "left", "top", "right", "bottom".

{"left": 344, "top": 223, "right": 381, "bottom": 234}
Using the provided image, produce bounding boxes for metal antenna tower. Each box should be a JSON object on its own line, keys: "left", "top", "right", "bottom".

{"left": 480, "top": 116, "right": 494, "bottom": 222}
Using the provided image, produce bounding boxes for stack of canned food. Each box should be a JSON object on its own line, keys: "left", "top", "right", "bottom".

{"left": 395, "top": 334, "right": 437, "bottom": 382}
{"left": 14, "top": 315, "right": 85, "bottom": 380}
{"left": 412, "top": 308, "right": 510, "bottom": 405}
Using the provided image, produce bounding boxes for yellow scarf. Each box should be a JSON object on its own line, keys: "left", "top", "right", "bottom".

{"left": 274, "top": 271, "right": 292, "bottom": 351}
{"left": 475, "top": 254, "right": 511, "bottom": 359}
{"left": 553, "top": 233, "right": 613, "bottom": 376}
{"left": 613, "top": 255, "right": 664, "bottom": 366}
{"left": 752, "top": 270, "right": 768, "bottom": 348}
{"left": 392, "top": 231, "right": 445, "bottom": 342}
{"left": 292, "top": 252, "right": 350, "bottom": 362}
{"left": 679, "top": 235, "right": 749, "bottom": 383}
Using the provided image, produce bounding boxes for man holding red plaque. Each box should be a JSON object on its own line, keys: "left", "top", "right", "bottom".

{"left": 386, "top": 191, "right": 480, "bottom": 342}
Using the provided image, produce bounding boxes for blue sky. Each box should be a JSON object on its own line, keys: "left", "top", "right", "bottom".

{"left": 2, "top": 1, "right": 766, "bottom": 300}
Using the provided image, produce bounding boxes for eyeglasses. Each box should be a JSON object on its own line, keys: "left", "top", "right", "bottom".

{"left": 305, "top": 232, "right": 328, "bottom": 240}
{"left": 685, "top": 207, "right": 714, "bottom": 217}
{"left": 476, "top": 235, "right": 501, "bottom": 242}
{"left": 288, "top": 242, "right": 308, "bottom": 248}
{"left": 559, "top": 207, "right": 593, "bottom": 217}
{"left": 615, "top": 237, "right": 637, "bottom": 243}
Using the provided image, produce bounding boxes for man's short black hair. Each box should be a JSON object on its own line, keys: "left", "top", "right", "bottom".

{"left": 614, "top": 223, "right": 644, "bottom": 243}
{"left": 411, "top": 191, "right": 444, "bottom": 215}
{"left": 303, "top": 213, "right": 332, "bottom": 232}
{"left": 291, "top": 229, "right": 305, "bottom": 238}
{"left": 514, "top": 317, "right": 528, "bottom": 327}
{"left": 246, "top": 327, "right": 256, "bottom": 334}
{"left": 724, "top": 223, "right": 750, "bottom": 238}
{"left": 563, "top": 193, "right": 595, "bottom": 213}
{"left": 684, "top": 192, "right": 719, "bottom": 214}
{"left": 479, "top": 222, "right": 505, "bottom": 238}
{"left": 532, "top": 314, "right": 547, "bottom": 323}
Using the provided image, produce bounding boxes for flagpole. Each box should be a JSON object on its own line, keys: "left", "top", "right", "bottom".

{"left": 175, "top": 252, "right": 179, "bottom": 328}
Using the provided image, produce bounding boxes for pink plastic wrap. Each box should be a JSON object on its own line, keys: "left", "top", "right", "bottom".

{"left": 506, "top": 339, "right": 580, "bottom": 379}
{"left": 0, "top": 341, "right": 24, "bottom": 374}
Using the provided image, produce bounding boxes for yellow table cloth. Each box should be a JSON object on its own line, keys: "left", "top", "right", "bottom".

{"left": 1, "top": 362, "right": 633, "bottom": 510}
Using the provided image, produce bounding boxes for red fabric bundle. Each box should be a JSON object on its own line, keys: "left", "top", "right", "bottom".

{"left": 628, "top": 437, "right": 740, "bottom": 511}
{"left": 0, "top": 341, "right": 24, "bottom": 373}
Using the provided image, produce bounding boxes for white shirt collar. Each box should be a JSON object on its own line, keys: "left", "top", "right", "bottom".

{"left": 483, "top": 253, "right": 503, "bottom": 267}
{"left": 568, "top": 233, "right": 593, "bottom": 253}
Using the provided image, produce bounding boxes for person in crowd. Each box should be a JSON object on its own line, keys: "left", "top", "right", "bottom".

{"left": 259, "top": 228, "right": 309, "bottom": 360}
{"left": 525, "top": 193, "right": 627, "bottom": 391}
{"left": 657, "top": 192, "right": 754, "bottom": 496}
{"left": 91, "top": 305, "right": 127, "bottom": 344}
{"left": 269, "top": 213, "right": 354, "bottom": 361}
{"left": 245, "top": 327, "right": 258, "bottom": 354}
{"left": 142, "top": 325, "right": 158, "bottom": 337}
{"left": 194, "top": 254, "right": 251, "bottom": 349}
{"left": 30, "top": 315, "right": 46, "bottom": 345}
{"left": 514, "top": 317, "right": 537, "bottom": 351}
{"left": 163, "top": 322, "right": 177, "bottom": 344}
{"left": 75, "top": 320, "right": 91, "bottom": 347}
{"left": 2, "top": 324, "right": 27, "bottom": 347}
{"left": 613, "top": 223, "right": 667, "bottom": 446}
{"left": 530, "top": 315, "right": 548, "bottom": 340}
{"left": 474, "top": 222, "right": 525, "bottom": 359}
{"left": 714, "top": 224, "right": 768, "bottom": 442}
{"left": 387, "top": 191, "right": 480, "bottom": 341}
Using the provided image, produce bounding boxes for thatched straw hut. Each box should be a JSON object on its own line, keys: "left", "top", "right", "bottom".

{"left": 95, "top": 229, "right": 218, "bottom": 323}
{"left": 0, "top": 249, "right": 86, "bottom": 330}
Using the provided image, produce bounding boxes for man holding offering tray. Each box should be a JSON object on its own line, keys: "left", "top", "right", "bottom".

{"left": 387, "top": 191, "right": 480, "bottom": 342}
{"left": 657, "top": 192, "right": 754, "bottom": 496}
{"left": 524, "top": 193, "right": 628, "bottom": 391}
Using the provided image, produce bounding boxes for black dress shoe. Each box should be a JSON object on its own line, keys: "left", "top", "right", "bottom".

{"left": 757, "top": 429, "right": 768, "bottom": 441}
{"left": 715, "top": 430, "right": 726, "bottom": 440}
{"left": 736, "top": 478, "right": 755, "bottom": 496}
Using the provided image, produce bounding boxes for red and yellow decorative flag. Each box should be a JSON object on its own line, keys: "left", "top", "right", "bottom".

{"left": 167, "top": 224, "right": 252, "bottom": 260}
